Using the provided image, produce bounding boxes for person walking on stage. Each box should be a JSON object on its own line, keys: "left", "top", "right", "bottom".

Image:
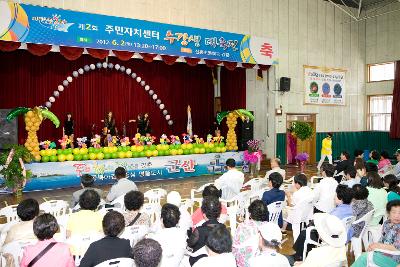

{"left": 102, "top": 111, "right": 116, "bottom": 136}
{"left": 317, "top": 133, "right": 333, "bottom": 172}
{"left": 63, "top": 112, "right": 74, "bottom": 148}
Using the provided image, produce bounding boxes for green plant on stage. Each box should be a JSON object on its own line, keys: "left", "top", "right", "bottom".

{"left": 0, "top": 145, "right": 33, "bottom": 190}
{"left": 291, "top": 121, "right": 314, "bottom": 141}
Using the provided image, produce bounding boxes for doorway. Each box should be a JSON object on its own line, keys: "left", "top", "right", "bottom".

{"left": 286, "top": 114, "right": 317, "bottom": 164}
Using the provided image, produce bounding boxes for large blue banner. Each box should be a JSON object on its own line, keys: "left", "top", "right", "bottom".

{"left": 0, "top": 2, "right": 278, "bottom": 65}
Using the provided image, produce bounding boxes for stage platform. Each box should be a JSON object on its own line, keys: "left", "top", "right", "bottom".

{"left": 0, "top": 152, "right": 244, "bottom": 192}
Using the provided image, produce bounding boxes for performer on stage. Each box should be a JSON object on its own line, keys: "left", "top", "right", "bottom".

{"left": 102, "top": 111, "right": 116, "bottom": 136}
{"left": 63, "top": 113, "right": 74, "bottom": 148}
{"left": 135, "top": 113, "right": 151, "bottom": 136}
{"left": 143, "top": 113, "right": 151, "bottom": 135}
{"left": 317, "top": 132, "right": 333, "bottom": 171}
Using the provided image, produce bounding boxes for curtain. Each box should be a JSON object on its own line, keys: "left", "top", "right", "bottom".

{"left": 0, "top": 50, "right": 238, "bottom": 144}
{"left": 220, "top": 67, "right": 246, "bottom": 111}
{"left": 390, "top": 60, "right": 400, "bottom": 138}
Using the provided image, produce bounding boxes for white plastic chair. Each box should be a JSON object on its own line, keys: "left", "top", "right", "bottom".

{"left": 119, "top": 225, "right": 149, "bottom": 247}
{"left": 111, "top": 194, "right": 126, "bottom": 211}
{"left": 141, "top": 203, "right": 161, "bottom": 225}
{"left": 302, "top": 226, "right": 321, "bottom": 260}
{"left": 190, "top": 182, "right": 213, "bottom": 214}
{"left": 1, "top": 239, "right": 37, "bottom": 265}
{"left": 67, "top": 233, "right": 103, "bottom": 265}
{"left": 309, "top": 176, "right": 322, "bottom": 188}
{"left": 221, "top": 191, "right": 250, "bottom": 236}
{"left": 350, "top": 209, "right": 375, "bottom": 260}
{"left": 95, "top": 258, "right": 134, "bottom": 267}
{"left": 0, "top": 221, "right": 18, "bottom": 247}
{"left": 267, "top": 201, "right": 284, "bottom": 225}
{"left": 242, "top": 178, "right": 264, "bottom": 193}
{"left": 341, "top": 216, "right": 356, "bottom": 235}
{"left": 40, "top": 200, "right": 69, "bottom": 217}
{"left": 0, "top": 205, "right": 19, "bottom": 223}
{"left": 363, "top": 223, "right": 383, "bottom": 249}
{"left": 144, "top": 188, "right": 167, "bottom": 205}
{"left": 290, "top": 197, "right": 314, "bottom": 242}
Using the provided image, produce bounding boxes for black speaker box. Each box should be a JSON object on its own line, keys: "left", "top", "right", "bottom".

{"left": 280, "top": 77, "right": 291, "bottom": 92}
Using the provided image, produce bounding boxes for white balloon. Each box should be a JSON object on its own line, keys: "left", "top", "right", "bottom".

{"left": 102, "top": 62, "right": 108, "bottom": 68}
{"left": 49, "top": 96, "right": 55, "bottom": 103}
{"left": 126, "top": 68, "right": 132, "bottom": 75}
{"left": 131, "top": 73, "right": 137, "bottom": 78}
{"left": 45, "top": 101, "right": 52, "bottom": 108}
{"left": 108, "top": 63, "right": 114, "bottom": 69}
{"left": 96, "top": 62, "right": 102, "bottom": 68}
{"left": 140, "top": 81, "right": 145, "bottom": 86}
{"left": 165, "top": 114, "right": 170, "bottom": 120}
{"left": 78, "top": 68, "right": 84, "bottom": 74}
{"left": 156, "top": 99, "right": 161, "bottom": 104}
{"left": 115, "top": 64, "right": 120, "bottom": 70}
{"left": 58, "top": 85, "right": 64, "bottom": 92}
{"left": 148, "top": 90, "right": 154, "bottom": 95}
{"left": 67, "top": 76, "right": 73, "bottom": 82}
{"left": 120, "top": 66, "right": 125, "bottom": 72}
{"left": 162, "top": 110, "right": 168, "bottom": 115}
{"left": 84, "top": 65, "right": 90, "bottom": 71}
{"left": 152, "top": 94, "right": 157, "bottom": 100}
{"left": 168, "top": 120, "right": 173, "bottom": 125}
{"left": 144, "top": 85, "right": 150, "bottom": 91}
{"left": 136, "top": 77, "right": 142, "bottom": 82}
{"left": 72, "top": 71, "right": 78, "bottom": 77}
{"left": 90, "top": 64, "right": 95, "bottom": 70}
{"left": 159, "top": 104, "right": 165, "bottom": 109}
{"left": 53, "top": 91, "right": 60, "bottom": 97}
{"left": 63, "top": 80, "right": 69, "bottom": 86}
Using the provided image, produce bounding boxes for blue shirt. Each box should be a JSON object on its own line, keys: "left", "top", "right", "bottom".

{"left": 262, "top": 188, "right": 285, "bottom": 227}
{"left": 330, "top": 203, "right": 353, "bottom": 241}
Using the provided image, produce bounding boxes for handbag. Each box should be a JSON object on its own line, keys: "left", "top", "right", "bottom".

{"left": 27, "top": 242, "right": 57, "bottom": 267}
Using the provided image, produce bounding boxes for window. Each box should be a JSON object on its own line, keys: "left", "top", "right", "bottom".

{"left": 368, "top": 95, "right": 393, "bottom": 131}
{"left": 368, "top": 62, "right": 395, "bottom": 82}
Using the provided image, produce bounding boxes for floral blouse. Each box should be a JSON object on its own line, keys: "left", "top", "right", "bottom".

{"left": 379, "top": 219, "right": 400, "bottom": 262}
{"left": 232, "top": 220, "right": 266, "bottom": 267}
{"left": 351, "top": 199, "right": 374, "bottom": 238}
{"left": 123, "top": 210, "right": 151, "bottom": 227}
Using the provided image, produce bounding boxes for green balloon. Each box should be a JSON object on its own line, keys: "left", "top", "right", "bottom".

{"left": 104, "top": 153, "right": 111, "bottom": 159}
{"left": 133, "top": 152, "right": 139, "bottom": 157}
{"left": 117, "top": 147, "right": 123, "bottom": 152}
{"left": 111, "top": 152, "right": 118, "bottom": 159}
{"left": 74, "top": 154, "right": 82, "bottom": 161}
{"left": 41, "top": 156, "right": 50, "bottom": 162}
{"left": 205, "top": 148, "right": 211, "bottom": 153}
{"left": 219, "top": 142, "right": 225, "bottom": 147}
{"left": 82, "top": 154, "right": 89, "bottom": 161}
{"left": 158, "top": 150, "right": 165, "bottom": 156}
{"left": 139, "top": 151, "right": 146, "bottom": 157}
{"left": 50, "top": 155, "right": 58, "bottom": 162}
{"left": 88, "top": 147, "right": 94, "bottom": 153}
{"left": 164, "top": 150, "right": 170, "bottom": 156}
{"left": 57, "top": 149, "right": 63, "bottom": 155}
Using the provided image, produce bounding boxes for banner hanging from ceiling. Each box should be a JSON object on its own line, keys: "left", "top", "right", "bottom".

{"left": 0, "top": 2, "right": 278, "bottom": 65}
{"left": 304, "top": 65, "right": 346, "bottom": 106}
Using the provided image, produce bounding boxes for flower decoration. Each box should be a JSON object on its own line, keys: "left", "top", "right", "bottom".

{"left": 247, "top": 139, "right": 262, "bottom": 153}
{"left": 295, "top": 152, "right": 309, "bottom": 162}
{"left": 182, "top": 133, "right": 192, "bottom": 144}
{"left": 160, "top": 134, "right": 170, "bottom": 144}
{"left": 120, "top": 137, "right": 130, "bottom": 147}
{"left": 39, "top": 140, "right": 51, "bottom": 150}
{"left": 206, "top": 134, "right": 214, "bottom": 144}
{"left": 170, "top": 135, "right": 181, "bottom": 145}
{"left": 91, "top": 135, "right": 101, "bottom": 148}
{"left": 58, "top": 135, "right": 71, "bottom": 149}
{"left": 243, "top": 150, "right": 262, "bottom": 164}
{"left": 77, "top": 137, "right": 87, "bottom": 148}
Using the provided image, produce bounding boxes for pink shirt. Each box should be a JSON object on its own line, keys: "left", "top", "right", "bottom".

{"left": 20, "top": 238, "right": 75, "bottom": 267}
{"left": 192, "top": 204, "right": 227, "bottom": 226}
{"left": 378, "top": 159, "right": 391, "bottom": 170}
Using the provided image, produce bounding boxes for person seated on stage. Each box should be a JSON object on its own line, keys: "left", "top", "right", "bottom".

{"left": 123, "top": 190, "right": 151, "bottom": 227}
{"left": 20, "top": 214, "right": 75, "bottom": 267}
{"left": 248, "top": 222, "right": 290, "bottom": 267}
{"left": 70, "top": 174, "right": 104, "bottom": 208}
{"left": 191, "top": 185, "right": 228, "bottom": 227}
{"left": 106, "top": 167, "right": 138, "bottom": 202}
{"left": 367, "top": 150, "right": 381, "bottom": 166}
{"left": 147, "top": 204, "right": 187, "bottom": 267}
{"left": 214, "top": 158, "right": 244, "bottom": 200}
{"left": 187, "top": 196, "right": 224, "bottom": 266}
{"left": 132, "top": 238, "right": 162, "bottom": 267}
{"left": 351, "top": 184, "right": 374, "bottom": 239}
{"left": 193, "top": 224, "right": 236, "bottom": 267}
{"left": 340, "top": 166, "right": 360, "bottom": 188}
{"left": 313, "top": 163, "right": 338, "bottom": 213}
{"left": 334, "top": 151, "right": 352, "bottom": 182}
{"left": 383, "top": 174, "right": 400, "bottom": 202}
{"left": 79, "top": 211, "right": 131, "bottom": 267}
{"left": 166, "top": 191, "right": 193, "bottom": 233}
{"left": 4, "top": 198, "right": 39, "bottom": 245}
{"left": 264, "top": 158, "right": 286, "bottom": 180}
{"left": 261, "top": 172, "right": 285, "bottom": 227}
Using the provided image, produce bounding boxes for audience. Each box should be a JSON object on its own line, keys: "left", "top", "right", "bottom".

{"left": 351, "top": 184, "right": 374, "bottom": 238}
{"left": 378, "top": 150, "right": 392, "bottom": 171}
{"left": 79, "top": 211, "right": 131, "bottom": 266}
{"left": 166, "top": 191, "right": 193, "bottom": 232}
{"left": 384, "top": 174, "right": 400, "bottom": 202}
{"left": 147, "top": 203, "right": 186, "bottom": 267}
{"left": 187, "top": 196, "right": 224, "bottom": 266}
{"left": 4, "top": 198, "right": 39, "bottom": 245}
{"left": 193, "top": 224, "right": 236, "bottom": 267}
{"left": 394, "top": 149, "right": 400, "bottom": 179}
{"left": 249, "top": 222, "right": 290, "bottom": 267}
{"left": 261, "top": 172, "right": 285, "bottom": 227}
{"left": 20, "top": 214, "right": 74, "bottom": 267}
{"left": 367, "top": 150, "right": 380, "bottom": 166}
{"left": 264, "top": 158, "right": 286, "bottom": 180}
{"left": 360, "top": 162, "right": 378, "bottom": 187}
{"left": 313, "top": 163, "right": 338, "bottom": 213}
{"left": 334, "top": 151, "right": 352, "bottom": 177}
{"left": 214, "top": 158, "right": 244, "bottom": 200}
{"left": 341, "top": 166, "right": 359, "bottom": 188}
{"left": 354, "top": 158, "right": 366, "bottom": 178}
{"left": 354, "top": 149, "right": 364, "bottom": 160}
{"left": 351, "top": 200, "right": 400, "bottom": 267}
{"left": 132, "top": 238, "right": 162, "bottom": 267}
{"left": 366, "top": 172, "right": 388, "bottom": 226}
{"left": 123, "top": 190, "right": 151, "bottom": 227}
{"left": 232, "top": 200, "right": 268, "bottom": 267}
{"left": 192, "top": 185, "right": 227, "bottom": 226}
{"left": 70, "top": 174, "right": 104, "bottom": 207}
{"left": 106, "top": 167, "right": 138, "bottom": 202}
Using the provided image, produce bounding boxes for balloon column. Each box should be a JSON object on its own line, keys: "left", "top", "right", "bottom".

{"left": 7, "top": 107, "right": 60, "bottom": 161}
{"left": 216, "top": 109, "right": 255, "bottom": 151}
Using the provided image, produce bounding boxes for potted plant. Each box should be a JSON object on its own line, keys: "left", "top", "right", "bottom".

{"left": 243, "top": 139, "right": 263, "bottom": 178}
{"left": 291, "top": 121, "right": 313, "bottom": 141}
{"left": 0, "top": 145, "right": 33, "bottom": 196}
{"left": 295, "top": 152, "right": 309, "bottom": 173}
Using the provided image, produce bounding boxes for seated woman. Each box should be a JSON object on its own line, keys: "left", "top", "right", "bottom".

{"left": 378, "top": 151, "right": 392, "bottom": 171}
{"left": 192, "top": 185, "right": 227, "bottom": 227}
{"left": 351, "top": 184, "right": 374, "bottom": 238}
{"left": 383, "top": 174, "right": 400, "bottom": 202}
{"left": 352, "top": 200, "right": 400, "bottom": 267}
{"left": 367, "top": 150, "right": 380, "bottom": 166}
{"left": 367, "top": 172, "right": 388, "bottom": 226}
{"left": 20, "top": 214, "right": 74, "bottom": 267}
{"left": 232, "top": 200, "right": 268, "bottom": 267}
{"left": 261, "top": 172, "right": 285, "bottom": 227}
{"left": 123, "top": 190, "right": 151, "bottom": 227}
{"left": 79, "top": 211, "right": 132, "bottom": 267}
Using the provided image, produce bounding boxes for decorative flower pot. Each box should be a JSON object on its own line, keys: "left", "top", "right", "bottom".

{"left": 299, "top": 160, "right": 307, "bottom": 173}
{"left": 249, "top": 162, "right": 258, "bottom": 178}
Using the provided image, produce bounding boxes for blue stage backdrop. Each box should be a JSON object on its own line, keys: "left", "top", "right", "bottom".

{"left": 0, "top": 152, "right": 244, "bottom": 192}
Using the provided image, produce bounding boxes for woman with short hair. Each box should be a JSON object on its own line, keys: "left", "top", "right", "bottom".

{"left": 367, "top": 172, "right": 388, "bottom": 226}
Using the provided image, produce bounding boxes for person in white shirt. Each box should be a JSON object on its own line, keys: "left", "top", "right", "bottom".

{"left": 249, "top": 222, "right": 290, "bottom": 267}
{"left": 147, "top": 203, "right": 186, "bottom": 267}
{"left": 106, "top": 167, "right": 138, "bottom": 202}
{"left": 166, "top": 191, "right": 193, "bottom": 233}
{"left": 340, "top": 166, "right": 360, "bottom": 188}
{"left": 214, "top": 158, "right": 244, "bottom": 200}
{"left": 313, "top": 163, "right": 338, "bottom": 213}
{"left": 282, "top": 173, "right": 314, "bottom": 231}
{"left": 193, "top": 224, "right": 237, "bottom": 267}
{"left": 264, "top": 158, "right": 286, "bottom": 180}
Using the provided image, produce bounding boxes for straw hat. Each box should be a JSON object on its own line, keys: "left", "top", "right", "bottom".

{"left": 313, "top": 213, "right": 347, "bottom": 248}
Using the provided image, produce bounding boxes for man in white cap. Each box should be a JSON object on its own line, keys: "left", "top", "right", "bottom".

{"left": 295, "top": 213, "right": 347, "bottom": 267}
{"left": 249, "top": 222, "right": 290, "bottom": 267}
{"left": 166, "top": 191, "right": 193, "bottom": 232}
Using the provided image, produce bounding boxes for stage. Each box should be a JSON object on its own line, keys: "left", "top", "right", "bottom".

{"left": 0, "top": 152, "right": 244, "bottom": 192}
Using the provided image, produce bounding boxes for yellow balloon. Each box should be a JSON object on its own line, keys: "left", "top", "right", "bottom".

{"left": 27, "top": 111, "right": 34, "bottom": 118}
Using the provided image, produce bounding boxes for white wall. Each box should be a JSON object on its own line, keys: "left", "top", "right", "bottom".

{"left": 19, "top": 0, "right": 368, "bottom": 156}
{"left": 365, "top": 2, "right": 400, "bottom": 95}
